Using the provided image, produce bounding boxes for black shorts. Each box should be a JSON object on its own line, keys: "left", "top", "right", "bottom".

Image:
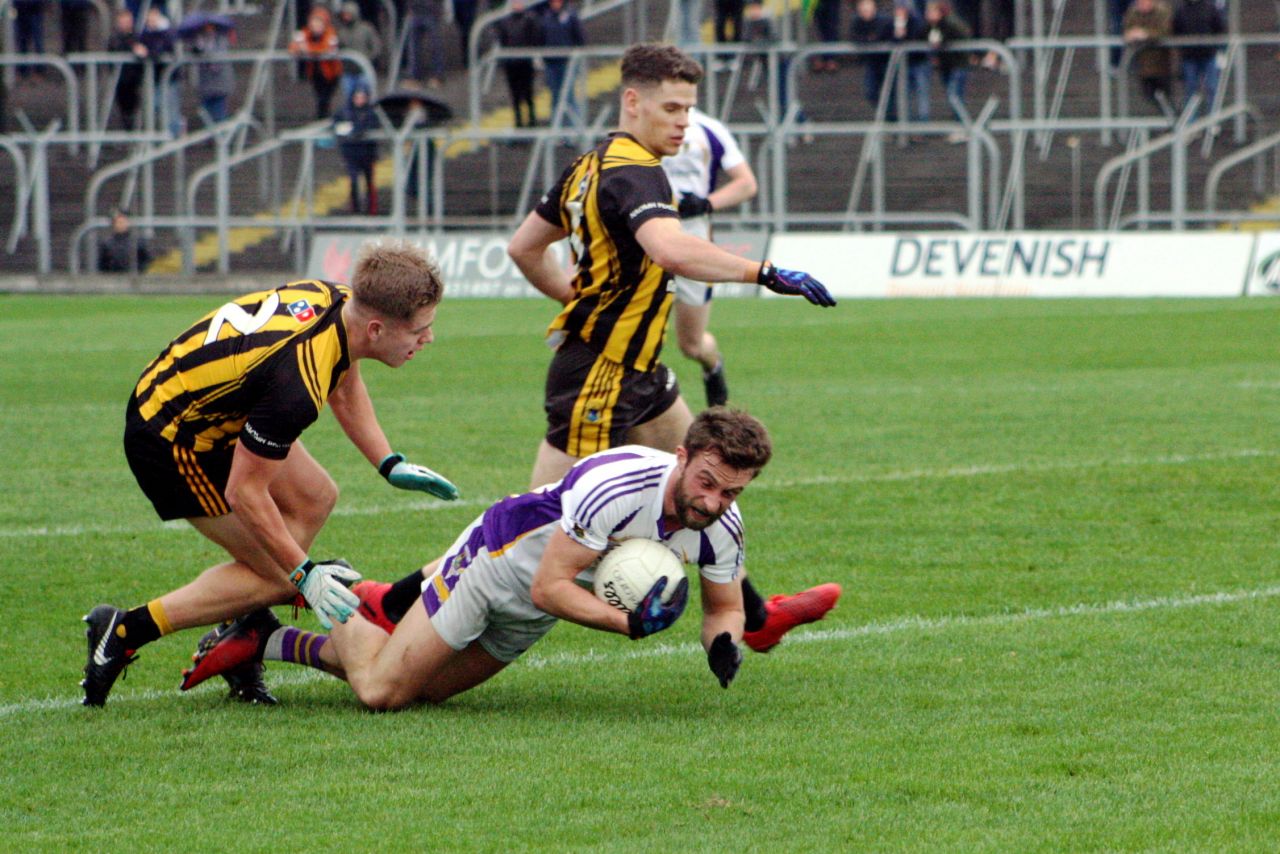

{"left": 124, "top": 398, "right": 232, "bottom": 521}
{"left": 544, "top": 337, "right": 682, "bottom": 456}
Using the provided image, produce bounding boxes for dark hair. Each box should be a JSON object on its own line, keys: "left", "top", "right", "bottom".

{"left": 620, "top": 43, "right": 703, "bottom": 89}
{"left": 684, "top": 407, "right": 772, "bottom": 475}
{"left": 350, "top": 239, "right": 444, "bottom": 319}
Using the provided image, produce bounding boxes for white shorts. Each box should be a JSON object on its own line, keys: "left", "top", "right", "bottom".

{"left": 674, "top": 215, "right": 714, "bottom": 307}
{"left": 419, "top": 515, "right": 558, "bottom": 663}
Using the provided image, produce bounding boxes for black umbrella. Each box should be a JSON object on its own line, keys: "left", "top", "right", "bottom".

{"left": 374, "top": 89, "right": 454, "bottom": 128}
{"left": 175, "top": 12, "right": 237, "bottom": 38}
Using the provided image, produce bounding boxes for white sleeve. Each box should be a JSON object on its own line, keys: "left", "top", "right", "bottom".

{"left": 702, "top": 115, "right": 746, "bottom": 172}
{"left": 558, "top": 460, "right": 665, "bottom": 551}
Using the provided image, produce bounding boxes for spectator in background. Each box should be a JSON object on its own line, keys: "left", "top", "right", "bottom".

{"left": 541, "top": 0, "right": 586, "bottom": 127}
{"left": 98, "top": 210, "right": 152, "bottom": 273}
{"left": 891, "top": 0, "right": 932, "bottom": 122}
{"left": 453, "top": 0, "right": 479, "bottom": 69}
{"left": 1108, "top": 0, "right": 1128, "bottom": 68}
{"left": 13, "top": 0, "right": 47, "bottom": 76}
{"left": 335, "top": 0, "right": 383, "bottom": 103}
{"left": 332, "top": 82, "right": 381, "bottom": 214}
{"left": 406, "top": 0, "right": 446, "bottom": 88}
{"left": 714, "top": 0, "right": 745, "bottom": 44}
{"left": 192, "top": 21, "right": 235, "bottom": 124}
{"left": 851, "top": 0, "right": 893, "bottom": 115}
{"left": 60, "top": 0, "right": 93, "bottom": 55}
{"left": 290, "top": 5, "right": 343, "bottom": 119}
{"left": 107, "top": 8, "right": 145, "bottom": 129}
{"left": 980, "top": 0, "right": 1014, "bottom": 70}
{"left": 809, "top": 0, "right": 842, "bottom": 72}
{"left": 139, "top": 6, "right": 184, "bottom": 137}
{"left": 497, "top": 0, "right": 543, "bottom": 128}
{"left": 925, "top": 0, "right": 972, "bottom": 140}
{"left": 1123, "top": 0, "right": 1174, "bottom": 115}
{"left": 1173, "top": 0, "right": 1225, "bottom": 118}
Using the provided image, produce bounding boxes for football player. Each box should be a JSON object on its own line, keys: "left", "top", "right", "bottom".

{"left": 181, "top": 409, "right": 841, "bottom": 709}
{"left": 79, "top": 240, "right": 459, "bottom": 708}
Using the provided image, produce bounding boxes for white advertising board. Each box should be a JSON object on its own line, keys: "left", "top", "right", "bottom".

{"left": 767, "top": 232, "right": 1256, "bottom": 298}
{"left": 1243, "top": 232, "right": 1280, "bottom": 296}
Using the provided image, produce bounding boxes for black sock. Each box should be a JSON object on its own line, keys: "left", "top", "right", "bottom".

{"left": 120, "top": 605, "right": 163, "bottom": 650}
{"left": 383, "top": 568, "right": 427, "bottom": 624}
{"left": 742, "top": 577, "right": 768, "bottom": 632}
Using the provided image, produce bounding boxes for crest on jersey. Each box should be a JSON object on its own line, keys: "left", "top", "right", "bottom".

{"left": 585, "top": 409, "right": 601, "bottom": 423}
{"left": 287, "top": 299, "right": 316, "bottom": 322}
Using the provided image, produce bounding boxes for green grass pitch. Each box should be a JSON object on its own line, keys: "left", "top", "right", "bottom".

{"left": 2, "top": 293, "right": 1279, "bottom": 851}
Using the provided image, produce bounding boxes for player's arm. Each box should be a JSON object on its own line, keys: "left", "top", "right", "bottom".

{"left": 637, "top": 217, "right": 836, "bottom": 307}
{"left": 224, "top": 444, "right": 310, "bottom": 574}
{"left": 329, "top": 361, "right": 459, "bottom": 499}
{"left": 529, "top": 528, "right": 632, "bottom": 634}
{"left": 706, "top": 161, "right": 758, "bottom": 212}
{"left": 700, "top": 574, "right": 746, "bottom": 648}
{"left": 700, "top": 573, "right": 746, "bottom": 689}
{"left": 327, "top": 362, "right": 393, "bottom": 467}
{"left": 508, "top": 210, "right": 575, "bottom": 305}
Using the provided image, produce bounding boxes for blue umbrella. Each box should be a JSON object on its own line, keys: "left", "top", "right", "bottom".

{"left": 175, "top": 12, "right": 237, "bottom": 38}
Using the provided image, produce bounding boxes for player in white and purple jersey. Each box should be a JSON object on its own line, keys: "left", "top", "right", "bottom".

{"left": 661, "top": 106, "right": 759, "bottom": 409}
{"left": 181, "top": 409, "right": 829, "bottom": 709}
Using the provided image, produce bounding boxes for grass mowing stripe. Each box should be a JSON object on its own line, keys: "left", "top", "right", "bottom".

{"left": 3, "top": 447, "right": 1273, "bottom": 540}
{"left": 10, "top": 582, "right": 1277, "bottom": 719}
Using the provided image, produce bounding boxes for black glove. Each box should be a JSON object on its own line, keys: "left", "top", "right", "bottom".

{"left": 757, "top": 260, "right": 837, "bottom": 307}
{"left": 678, "top": 193, "right": 714, "bottom": 219}
{"left": 707, "top": 632, "right": 742, "bottom": 688}
{"left": 627, "top": 576, "right": 689, "bottom": 639}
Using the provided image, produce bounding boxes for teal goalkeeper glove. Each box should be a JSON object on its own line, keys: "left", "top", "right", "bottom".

{"left": 378, "top": 452, "right": 459, "bottom": 500}
{"left": 290, "top": 559, "right": 362, "bottom": 630}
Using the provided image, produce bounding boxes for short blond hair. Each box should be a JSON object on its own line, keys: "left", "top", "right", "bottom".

{"left": 350, "top": 239, "right": 444, "bottom": 320}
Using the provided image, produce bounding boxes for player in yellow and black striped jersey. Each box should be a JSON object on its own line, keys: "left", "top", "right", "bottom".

{"left": 81, "top": 240, "right": 461, "bottom": 709}
{"left": 509, "top": 42, "right": 836, "bottom": 490}
{"left": 508, "top": 44, "right": 841, "bottom": 660}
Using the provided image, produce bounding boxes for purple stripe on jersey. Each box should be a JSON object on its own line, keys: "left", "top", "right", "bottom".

{"left": 558, "top": 451, "right": 648, "bottom": 493}
{"left": 578, "top": 464, "right": 665, "bottom": 522}
{"left": 705, "top": 125, "right": 727, "bottom": 195}
{"left": 581, "top": 470, "right": 665, "bottom": 528}
{"left": 610, "top": 507, "right": 641, "bottom": 535}
{"left": 423, "top": 522, "right": 489, "bottom": 616}
{"left": 719, "top": 506, "right": 745, "bottom": 551}
{"left": 481, "top": 491, "right": 561, "bottom": 554}
{"left": 698, "top": 531, "right": 717, "bottom": 568}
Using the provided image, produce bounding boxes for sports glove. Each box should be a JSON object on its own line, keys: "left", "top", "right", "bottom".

{"left": 290, "top": 558, "right": 362, "bottom": 630}
{"left": 707, "top": 632, "right": 742, "bottom": 688}
{"left": 379, "top": 452, "right": 459, "bottom": 501}
{"left": 627, "top": 576, "right": 689, "bottom": 640}
{"left": 678, "top": 192, "right": 714, "bottom": 219}
{"left": 757, "top": 261, "right": 837, "bottom": 308}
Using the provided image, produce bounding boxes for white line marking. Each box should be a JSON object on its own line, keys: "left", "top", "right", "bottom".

{"left": 4, "top": 448, "right": 1274, "bottom": 540}
{"left": 7, "top": 583, "right": 1279, "bottom": 718}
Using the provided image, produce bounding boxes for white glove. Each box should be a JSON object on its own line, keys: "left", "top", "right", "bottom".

{"left": 290, "top": 559, "right": 362, "bottom": 630}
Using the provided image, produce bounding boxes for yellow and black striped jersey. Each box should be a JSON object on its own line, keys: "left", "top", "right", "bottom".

{"left": 534, "top": 132, "right": 679, "bottom": 373}
{"left": 132, "top": 280, "right": 351, "bottom": 459}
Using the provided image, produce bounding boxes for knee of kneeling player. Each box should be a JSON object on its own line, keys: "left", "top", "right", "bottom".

{"left": 355, "top": 679, "right": 418, "bottom": 711}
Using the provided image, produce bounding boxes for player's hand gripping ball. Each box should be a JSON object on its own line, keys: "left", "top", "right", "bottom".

{"left": 593, "top": 538, "right": 685, "bottom": 614}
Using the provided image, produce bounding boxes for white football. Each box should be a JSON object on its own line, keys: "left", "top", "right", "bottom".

{"left": 593, "top": 538, "right": 685, "bottom": 614}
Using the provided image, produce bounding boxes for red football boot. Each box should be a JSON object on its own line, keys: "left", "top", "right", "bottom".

{"left": 742, "top": 583, "right": 842, "bottom": 653}
{"left": 353, "top": 581, "right": 396, "bottom": 634}
{"left": 180, "top": 608, "right": 280, "bottom": 692}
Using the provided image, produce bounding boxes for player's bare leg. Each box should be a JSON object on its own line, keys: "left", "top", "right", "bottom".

{"left": 167, "top": 442, "right": 338, "bottom": 629}
{"left": 329, "top": 598, "right": 507, "bottom": 709}
{"left": 530, "top": 439, "right": 579, "bottom": 490}
{"left": 676, "top": 302, "right": 728, "bottom": 408}
{"left": 626, "top": 394, "right": 694, "bottom": 454}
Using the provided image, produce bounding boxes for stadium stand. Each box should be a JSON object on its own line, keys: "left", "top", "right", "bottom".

{"left": 1, "top": 0, "right": 1279, "bottom": 279}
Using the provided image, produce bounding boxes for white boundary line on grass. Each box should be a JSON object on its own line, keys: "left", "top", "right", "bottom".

{"left": 5, "top": 583, "right": 1279, "bottom": 719}
{"left": 3, "top": 448, "right": 1275, "bottom": 541}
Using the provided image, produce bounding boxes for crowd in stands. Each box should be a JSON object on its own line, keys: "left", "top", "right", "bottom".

{"left": 0, "top": 0, "right": 1241, "bottom": 271}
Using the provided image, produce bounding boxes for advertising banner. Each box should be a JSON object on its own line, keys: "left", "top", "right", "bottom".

{"left": 767, "top": 232, "right": 1257, "bottom": 298}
